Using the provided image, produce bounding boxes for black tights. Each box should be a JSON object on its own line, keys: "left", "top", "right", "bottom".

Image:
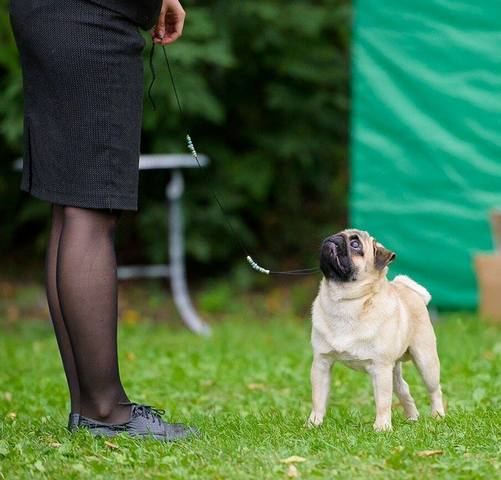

{"left": 45, "top": 204, "right": 131, "bottom": 423}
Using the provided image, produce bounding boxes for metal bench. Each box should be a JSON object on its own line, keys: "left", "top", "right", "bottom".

{"left": 14, "top": 154, "right": 211, "bottom": 335}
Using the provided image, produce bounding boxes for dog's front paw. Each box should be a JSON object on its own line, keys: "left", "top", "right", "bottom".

{"left": 373, "top": 420, "right": 392, "bottom": 432}
{"left": 307, "top": 411, "right": 324, "bottom": 428}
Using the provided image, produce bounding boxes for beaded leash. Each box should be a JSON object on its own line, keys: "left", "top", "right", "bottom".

{"left": 148, "top": 43, "right": 319, "bottom": 276}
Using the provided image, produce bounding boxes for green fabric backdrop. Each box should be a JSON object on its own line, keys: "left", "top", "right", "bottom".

{"left": 350, "top": 0, "right": 501, "bottom": 308}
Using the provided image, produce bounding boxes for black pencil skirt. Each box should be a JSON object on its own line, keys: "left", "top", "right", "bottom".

{"left": 10, "top": 0, "right": 147, "bottom": 211}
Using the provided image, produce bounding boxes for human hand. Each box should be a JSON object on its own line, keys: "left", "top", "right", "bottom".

{"left": 152, "top": 0, "right": 186, "bottom": 45}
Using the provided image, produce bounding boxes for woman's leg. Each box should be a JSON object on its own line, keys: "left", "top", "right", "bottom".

{"left": 56, "top": 206, "right": 130, "bottom": 423}
{"left": 45, "top": 204, "right": 81, "bottom": 414}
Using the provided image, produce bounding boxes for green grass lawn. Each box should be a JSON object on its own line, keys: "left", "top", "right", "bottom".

{"left": 0, "top": 283, "right": 500, "bottom": 479}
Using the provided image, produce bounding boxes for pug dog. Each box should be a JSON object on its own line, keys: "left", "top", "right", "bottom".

{"left": 308, "top": 229, "right": 445, "bottom": 431}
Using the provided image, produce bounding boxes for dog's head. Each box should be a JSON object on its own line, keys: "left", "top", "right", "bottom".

{"left": 319, "top": 229, "right": 395, "bottom": 283}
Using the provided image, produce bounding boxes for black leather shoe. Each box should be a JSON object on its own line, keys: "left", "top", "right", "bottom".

{"left": 67, "top": 413, "right": 80, "bottom": 432}
{"left": 77, "top": 403, "right": 197, "bottom": 441}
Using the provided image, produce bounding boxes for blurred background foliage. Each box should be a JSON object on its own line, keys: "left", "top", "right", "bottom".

{"left": 0, "top": 0, "right": 351, "bottom": 283}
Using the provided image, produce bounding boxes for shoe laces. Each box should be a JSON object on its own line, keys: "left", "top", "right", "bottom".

{"left": 120, "top": 402, "right": 166, "bottom": 427}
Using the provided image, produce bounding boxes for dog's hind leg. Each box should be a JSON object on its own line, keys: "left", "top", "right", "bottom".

{"left": 393, "top": 362, "right": 419, "bottom": 421}
{"left": 308, "top": 355, "right": 333, "bottom": 427}
{"left": 409, "top": 341, "right": 445, "bottom": 418}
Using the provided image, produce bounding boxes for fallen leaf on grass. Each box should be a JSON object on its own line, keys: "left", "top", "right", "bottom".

{"left": 247, "top": 383, "right": 266, "bottom": 391}
{"left": 416, "top": 450, "right": 444, "bottom": 457}
{"left": 6, "top": 412, "right": 16, "bottom": 419}
{"left": 104, "top": 441, "right": 119, "bottom": 449}
{"left": 287, "top": 465, "right": 300, "bottom": 478}
{"left": 4, "top": 392, "right": 12, "bottom": 402}
{"left": 126, "top": 352, "right": 136, "bottom": 361}
{"left": 50, "top": 442, "right": 62, "bottom": 449}
{"left": 280, "top": 456, "right": 306, "bottom": 464}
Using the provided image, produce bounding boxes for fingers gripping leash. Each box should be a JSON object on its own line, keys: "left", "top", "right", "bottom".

{"left": 148, "top": 42, "right": 319, "bottom": 277}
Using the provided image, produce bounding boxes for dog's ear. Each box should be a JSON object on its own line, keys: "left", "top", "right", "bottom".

{"left": 374, "top": 241, "right": 396, "bottom": 270}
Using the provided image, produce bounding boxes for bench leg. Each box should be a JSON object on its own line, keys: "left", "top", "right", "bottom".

{"left": 167, "top": 170, "right": 211, "bottom": 335}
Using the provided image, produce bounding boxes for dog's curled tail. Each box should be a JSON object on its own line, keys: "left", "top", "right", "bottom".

{"left": 393, "top": 275, "right": 432, "bottom": 305}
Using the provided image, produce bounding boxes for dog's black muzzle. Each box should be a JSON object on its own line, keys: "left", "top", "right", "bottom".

{"left": 320, "top": 234, "right": 353, "bottom": 281}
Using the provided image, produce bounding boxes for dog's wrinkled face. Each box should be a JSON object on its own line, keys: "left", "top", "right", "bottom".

{"left": 320, "top": 229, "right": 396, "bottom": 282}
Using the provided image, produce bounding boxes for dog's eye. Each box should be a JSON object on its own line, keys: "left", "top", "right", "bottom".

{"left": 350, "top": 239, "right": 361, "bottom": 250}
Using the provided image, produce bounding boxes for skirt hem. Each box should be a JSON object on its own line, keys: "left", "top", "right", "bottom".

{"left": 20, "top": 183, "right": 138, "bottom": 211}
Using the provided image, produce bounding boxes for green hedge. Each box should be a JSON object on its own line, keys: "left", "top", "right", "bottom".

{"left": 0, "top": 1, "right": 351, "bottom": 278}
